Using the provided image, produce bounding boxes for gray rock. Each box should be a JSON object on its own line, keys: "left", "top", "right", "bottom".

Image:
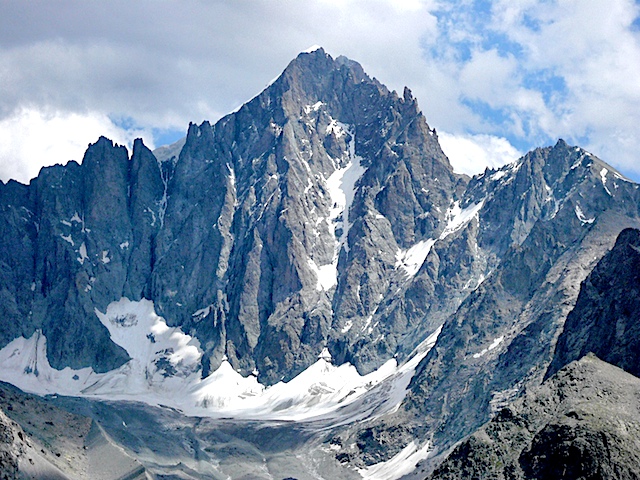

{"left": 427, "top": 354, "right": 640, "bottom": 480}
{"left": 548, "top": 227, "right": 640, "bottom": 379}
{"left": 329, "top": 140, "right": 640, "bottom": 473}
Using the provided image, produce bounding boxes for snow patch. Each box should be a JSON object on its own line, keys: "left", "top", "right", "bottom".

{"left": 119, "top": 241, "right": 129, "bottom": 249}
{"left": 0, "top": 301, "right": 443, "bottom": 424}
{"left": 302, "top": 44, "right": 322, "bottom": 53}
{"left": 473, "top": 335, "right": 505, "bottom": 359}
{"left": 325, "top": 119, "right": 346, "bottom": 138}
{"left": 77, "top": 242, "right": 88, "bottom": 264}
{"left": 341, "top": 320, "right": 353, "bottom": 333}
{"left": 0, "top": 332, "right": 96, "bottom": 395}
{"left": 575, "top": 204, "right": 595, "bottom": 225}
{"left": 70, "top": 212, "right": 82, "bottom": 223}
{"left": 304, "top": 101, "right": 324, "bottom": 114}
{"left": 60, "top": 234, "right": 74, "bottom": 246}
{"left": 307, "top": 258, "right": 338, "bottom": 291}
{"left": 94, "top": 298, "right": 202, "bottom": 381}
{"left": 395, "top": 239, "right": 436, "bottom": 277}
{"left": 318, "top": 347, "right": 332, "bottom": 362}
{"left": 440, "top": 199, "right": 485, "bottom": 240}
{"left": 600, "top": 168, "right": 612, "bottom": 196}
{"left": 358, "top": 441, "right": 432, "bottom": 480}
{"left": 192, "top": 305, "right": 213, "bottom": 322}
{"left": 326, "top": 125, "right": 366, "bottom": 255}
{"left": 311, "top": 124, "right": 366, "bottom": 290}
{"left": 100, "top": 250, "right": 110, "bottom": 264}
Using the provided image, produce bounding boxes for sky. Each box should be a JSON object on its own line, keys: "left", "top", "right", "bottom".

{"left": 1, "top": 0, "right": 639, "bottom": 184}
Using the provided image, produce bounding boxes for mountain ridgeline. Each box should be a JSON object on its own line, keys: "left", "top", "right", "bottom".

{"left": 0, "top": 48, "right": 462, "bottom": 384}
{"left": 1, "top": 47, "right": 640, "bottom": 478}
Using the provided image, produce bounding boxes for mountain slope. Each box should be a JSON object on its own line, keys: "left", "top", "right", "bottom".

{"left": 1, "top": 48, "right": 640, "bottom": 479}
{"left": 427, "top": 354, "right": 640, "bottom": 480}
{"left": 329, "top": 139, "right": 640, "bottom": 474}
{"left": 0, "top": 48, "right": 468, "bottom": 386}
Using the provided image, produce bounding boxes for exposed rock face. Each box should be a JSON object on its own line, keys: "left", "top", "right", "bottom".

{"left": 0, "top": 408, "right": 21, "bottom": 480}
{"left": 427, "top": 355, "right": 640, "bottom": 480}
{"left": 329, "top": 140, "right": 640, "bottom": 471}
{"left": 2, "top": 48, "right": 640, "bottom": 479}
{"left": 547, "top": 227, "right": 640, "bottom": 379}
{"left": 0, "top": 48, "right": 465, "bottom": 384}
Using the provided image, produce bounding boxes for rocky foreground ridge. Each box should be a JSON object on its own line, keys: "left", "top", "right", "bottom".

{"left": 1, "top": 47, "right": 640, "bottom": 478}
{"left": 428, "top": 354, "right": 640, "bottom": 480}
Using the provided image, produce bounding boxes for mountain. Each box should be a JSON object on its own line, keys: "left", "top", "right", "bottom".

{"left": 326, "top": 139, "right": 640, "bottom": 472}
{"left": 1, "top": 47, "right": 640, "bottom": 479}
{"left": 0, "top": 47, "right": 462, "bottom": 387}
{"left": 424, "top": 228, "right": 640, "bottom": 479}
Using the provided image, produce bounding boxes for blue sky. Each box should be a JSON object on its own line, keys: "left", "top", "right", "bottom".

{"left": 1, "top": 0, "right": 639, "bottom": 183}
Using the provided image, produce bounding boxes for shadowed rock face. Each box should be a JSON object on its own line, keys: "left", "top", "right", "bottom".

{"left": 0, "top": 408, "right": 20, "bottom": 479}
{"left": 547, "top": 227, "right": 640, "bottom": 380}
{"left": 427, "top": 355, "right": 640, "bottom": 480}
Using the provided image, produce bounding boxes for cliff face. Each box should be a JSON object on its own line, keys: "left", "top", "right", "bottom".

{"left": 547, "top": 227, "right": 640, "bottom": 379}
{"left": 2, "top": 48, "right": 640, "bottom": 479}
{"left": 328, "top": 143, "right": 640, "bottom": 470}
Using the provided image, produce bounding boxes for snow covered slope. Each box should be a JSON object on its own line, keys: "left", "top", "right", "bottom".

{"left": 0, "top": 298, "right": 440, "bottom": 424}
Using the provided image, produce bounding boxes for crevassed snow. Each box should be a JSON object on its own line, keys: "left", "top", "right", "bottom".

{"left": 440, "top": 199, "right": 484, "bottom": 240}
{"left": 395, "top": 239, "right": 436, "bottom": 277}
{"left": 0, "top": 332, "right": 96, "bottom": 395}
{"left": 0, "top": 298, "right": 442, "bottom": 425}
{"left": 575, "top": 204, "right": 595, "bottom": 224}
{"left": 358, "top": 441, "right": 432, "bottom": 480}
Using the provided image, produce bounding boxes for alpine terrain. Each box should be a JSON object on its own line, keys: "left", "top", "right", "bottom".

{"left": 0, "top": 46, "right": 639, "bottom": 479}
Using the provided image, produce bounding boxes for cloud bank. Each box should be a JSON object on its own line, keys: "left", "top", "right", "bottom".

{"left": 0, "top": 0, "right": 638, "bottom": 183}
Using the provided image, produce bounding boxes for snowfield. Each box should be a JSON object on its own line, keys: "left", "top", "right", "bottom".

{"left": 0, "top": 297, "right": 441, "bottom": 426}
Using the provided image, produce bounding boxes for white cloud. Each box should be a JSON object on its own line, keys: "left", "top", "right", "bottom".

{"left": 0, "top": 108, "right": 153, "bottom": 184}
{"left": 1, "top": 0, "right": 640, "bottom": 181}
{"left": 485, "top": 0, "right": 640, "bottom": 176}
{"left": 438, "top": 132, "right": 521, "bottom": 177}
